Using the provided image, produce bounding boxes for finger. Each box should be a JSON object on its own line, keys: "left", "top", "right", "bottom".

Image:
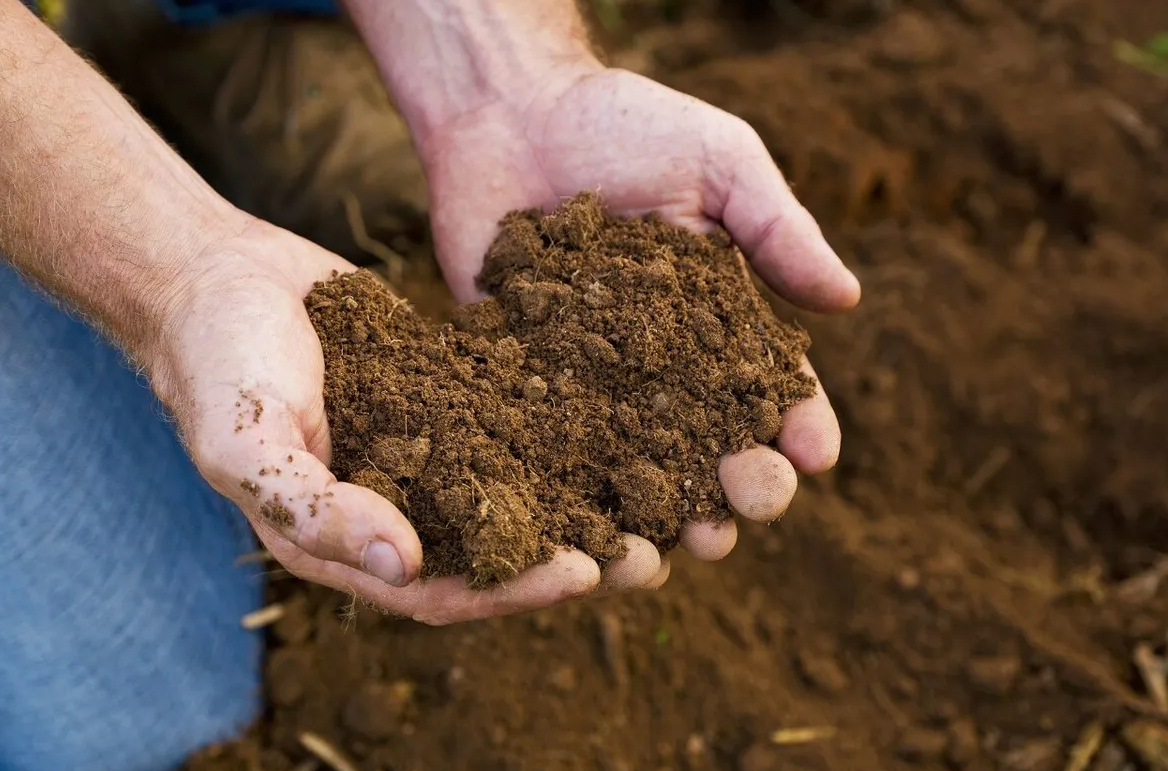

{"left": 645, "top": 557, "right": 671, "bottom": 589}
{"left": 594, "top": 534, "right": 663, "bottom": 596}
{"left": 679, "top": 518, "right": 738, "bottom": 561}
{"left": 718, "top": 445, "right": 798, "bottom": 523}
{"left": 270, "top": 545, "right": 601, "bottom": 626}
{"left": 706, "top": 122, "right": 860, "bottom": 312}
{"left": 194, "top": 396, "right": 423, "bottom": 588}
{"left": 389, "top": 548, "right": 602, "bottom": 625}
{"left": 778, "top": 357, "right": 841, "bottom": 474}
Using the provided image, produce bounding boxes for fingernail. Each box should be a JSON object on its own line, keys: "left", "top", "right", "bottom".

{"left": 363, "top": 540, "right": 407, "bottom": 587}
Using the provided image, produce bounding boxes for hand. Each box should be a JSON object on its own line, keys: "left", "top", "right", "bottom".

{"left": 150, "top": 218, "right": 601, "bottom": 624}
{"left": 417, "top": 64, "right": 862, "bottom": 589}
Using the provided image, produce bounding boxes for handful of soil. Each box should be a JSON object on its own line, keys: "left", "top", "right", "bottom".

{"left": 306, "top": 193, "right": 815, "bottom": 587}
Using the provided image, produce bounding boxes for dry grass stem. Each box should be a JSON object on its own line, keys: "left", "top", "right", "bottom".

{"left": 241, "top": 603, "right": 285, "bottom": 630}
{"left": 299, "top": 732, "right": 360, "bottom": 771}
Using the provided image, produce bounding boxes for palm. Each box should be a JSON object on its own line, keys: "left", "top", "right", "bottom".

{"left": 423, "top": 69, "right": 857, "bottom": 311}
{"left": 422, "top": 68, "right": 858, "bottom": 571}
{"left": 160, "top": 224, "right": 601, "bottom": 624}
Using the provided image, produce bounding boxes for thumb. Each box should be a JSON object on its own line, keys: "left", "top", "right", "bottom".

{"left": 707, "top": 119, "right": 861, "bottom": 313}
{"left": 189, "top": 384, "right": 423, "bottom": 587}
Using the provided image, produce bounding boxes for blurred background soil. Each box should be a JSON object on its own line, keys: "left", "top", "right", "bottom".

{"left": 187, "top": 1, "right": 1168, "bottom": 769}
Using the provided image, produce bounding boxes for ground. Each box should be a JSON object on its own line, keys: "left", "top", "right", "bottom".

{"left": 187, "top": 1, "right": 1168, "bottom": 769}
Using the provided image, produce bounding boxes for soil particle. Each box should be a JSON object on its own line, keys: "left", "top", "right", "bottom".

{"left": 306, "top": 193, "right": 814, "bottom": 586}
{"left": 795, "top": 648, "right": 851, "bottom": 694}
{"left": 369, "top": 436, "right": 431, "bottom": 478}
{"left": 547, "top": 665, "right": 578, "bottom": 693}
{"left": 521, "top": 375, "right": 547, "bottom": 402}
{"left": 240, "top": 479, "right": 260, "bottom": 498}
{"left": 968, "top": 652, "right": 1023, "bottom": 694}
{"left": 750, "top": 399, "right": 783, "bottom": 444}
{"left": 259, "top": 495, "right": 294, "bottom": 529}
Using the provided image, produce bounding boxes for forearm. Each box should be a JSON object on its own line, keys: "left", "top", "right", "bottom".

{"left": 342, "top": 0, "right": 599, "bottom": 143}
{"left": 0, "top": 0, "right": 240, "bottom": 359}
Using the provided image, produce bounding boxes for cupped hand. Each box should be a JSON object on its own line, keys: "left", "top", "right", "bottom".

{"left": 417, "top": 63, "right": 861, "bottom": 589}
{"left": 150, "top": 219, "right": 601, "bottom": 625}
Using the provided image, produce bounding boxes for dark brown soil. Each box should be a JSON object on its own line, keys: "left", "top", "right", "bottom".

{"left": 306, "top": 193, "right": 813, "bottom": 586}
{"left": 186, "top": 1, "right": 1168, "bottom": 770}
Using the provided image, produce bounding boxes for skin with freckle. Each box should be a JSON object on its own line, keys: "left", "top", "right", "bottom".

{"left": 307, "top": 193, "right": 814, "bottom": 587}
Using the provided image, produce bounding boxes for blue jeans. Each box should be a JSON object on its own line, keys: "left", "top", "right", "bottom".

{"left": 0, "top": 263, "right": 264, "bottom": 770}
{"left": 24, "top": 0, "right": 337, "bottom": 25}
{"left": 156, "top": 0, "right": 336, "bottom": 25}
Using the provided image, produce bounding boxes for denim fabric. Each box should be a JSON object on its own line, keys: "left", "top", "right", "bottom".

{"left": 155, "top": 0, "right": 337, "bottom": 25}
{"left": 0, "top": 262, "right": 264, "bottom": 771}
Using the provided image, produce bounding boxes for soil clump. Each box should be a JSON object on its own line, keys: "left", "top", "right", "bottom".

{"left": 306, "top": 192, "right": 814, "bottom": 586}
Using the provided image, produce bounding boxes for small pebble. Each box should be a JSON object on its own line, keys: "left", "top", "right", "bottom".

{"left": 549, "top": 665, "right": 577, "bottom": 693}
{"left": 522, "top": 375, "right": 548, "bottom": 402}
{"left": 897, "top": 567, "right": 921, "bottom": 589}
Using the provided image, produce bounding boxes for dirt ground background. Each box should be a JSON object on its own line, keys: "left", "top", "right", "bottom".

{"left": 187, "top": 1, "right": 1168, "bottom": 769}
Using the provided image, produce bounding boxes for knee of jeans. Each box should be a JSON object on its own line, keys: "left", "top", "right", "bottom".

{"left": 0, "top": 684, "right": 261, "bottom": 771}
{"left": 0, "top": 262, "right": 264, "bottom": 771}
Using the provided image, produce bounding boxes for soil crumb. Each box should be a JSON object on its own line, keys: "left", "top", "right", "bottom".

{"left": 307, "top": 193, "right": 814, "bottom": 586}
{"left": 260, "top": 496, "right": 294, "bottom": 529}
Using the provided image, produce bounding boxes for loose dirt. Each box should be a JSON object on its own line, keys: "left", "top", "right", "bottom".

{"left": 306, "top": 193, "right": 813, "bottom": 586}
{"left": 185, "top": 1, "right": 1168, "bottom": 770}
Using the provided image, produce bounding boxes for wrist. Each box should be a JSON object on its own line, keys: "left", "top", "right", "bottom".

{"left": 0, "top": 4, "right": 253, "bottom": 367}
{"left": 110, "top": 197, "right": 250, "bottom": 371}
{"left": 137, "top": 210, "right": 274, "bottom": 413}
{"left": 343, "top": 0, "right": 603, "bottom": 144}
